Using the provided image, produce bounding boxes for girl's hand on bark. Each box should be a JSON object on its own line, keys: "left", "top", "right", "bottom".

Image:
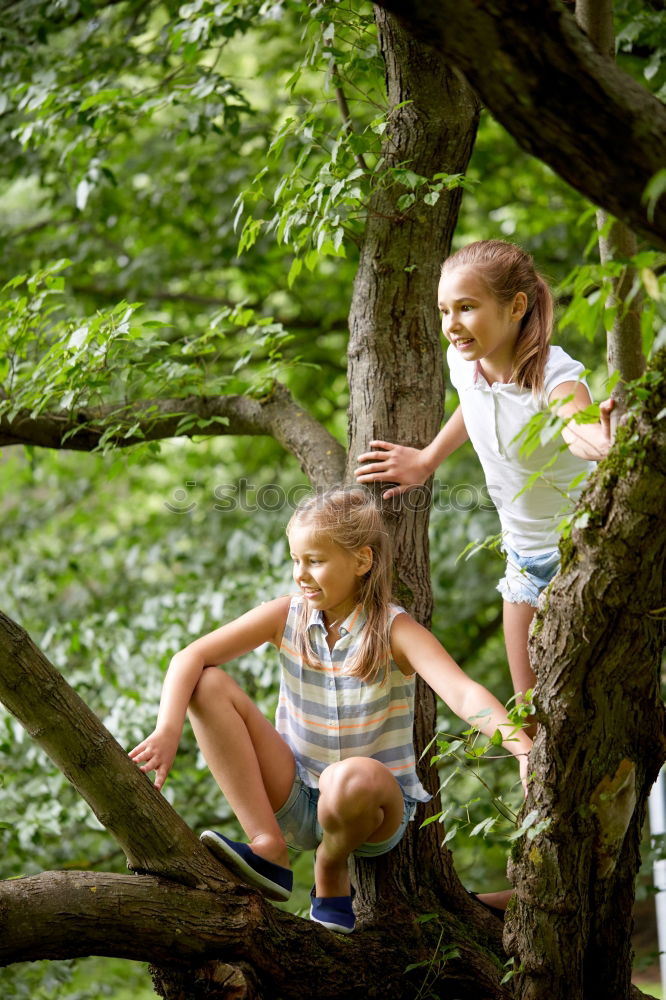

{"left": 355, "top": 440, "right": 431, "bottom": 499}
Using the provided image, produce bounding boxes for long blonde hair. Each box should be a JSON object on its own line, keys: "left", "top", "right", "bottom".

{"left": 286, "top": 487, "right": 394, "bottom": 684}
{"left": 441, "top": 239, "right": 554, "bottom": 397}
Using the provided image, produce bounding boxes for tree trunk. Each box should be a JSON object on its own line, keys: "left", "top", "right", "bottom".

{"left": 346, "top": 5, "right": 480, "bottom": 913}
{"left": 506, "top": 349, "right": 666, "bottom": 1000}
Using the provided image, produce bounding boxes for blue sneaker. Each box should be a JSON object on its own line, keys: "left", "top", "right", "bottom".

{"left": 200, "top": 830, "right": 293, "bottom": 901}
{"left": 309, "top": 886, "right": 356, "bottom": 934}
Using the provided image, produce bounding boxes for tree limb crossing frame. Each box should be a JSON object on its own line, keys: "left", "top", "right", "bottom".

{"left": 371, "top": 0, "right": 666, "bottom": 250}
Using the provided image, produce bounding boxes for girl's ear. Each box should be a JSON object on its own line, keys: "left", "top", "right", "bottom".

{"left": 355, "top": 545, "right": 373, "bottom": 576}
{"left": 512, "top": 291, "right": 528, "bottom": 322}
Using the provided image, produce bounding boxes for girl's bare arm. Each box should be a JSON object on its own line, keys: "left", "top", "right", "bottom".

{"left": 129, "top": 595, "right": 292, "bottom": 789}
{"left": 390, "top": 613, "right": 532, "bottom": 784}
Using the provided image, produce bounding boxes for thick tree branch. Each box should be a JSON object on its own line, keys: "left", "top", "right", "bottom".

{"left": 371, "top": 0, "right": 666, "bottom": 250}
{"left": 0, "top": 383, "right": 346, "bottom": 488}
{"left": 0, "top": 869, "right": 511, "bottom": 999}
{"left": 0, "top": 611, "right": 236, "bottom": 891}
{"left": 0, "top": 871, "right": 261, "bottom": 966}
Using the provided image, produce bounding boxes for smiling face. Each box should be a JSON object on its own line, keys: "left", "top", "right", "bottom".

{"left": 438, "top": 266, "right": 527, "bottom": 383}
{"left": 288, "top": 522, "right": 372, "bottom": 625}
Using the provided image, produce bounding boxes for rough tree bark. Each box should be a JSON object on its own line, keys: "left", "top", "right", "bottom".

{"left": 505, "top": 350, "right": 666, "bottom": 1000}
{"left": 371, "top": 0, "right": 666, "bottom": 251}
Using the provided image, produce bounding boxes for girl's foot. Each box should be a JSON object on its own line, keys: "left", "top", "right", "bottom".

{"left": 309, "top": 886, "right": 356, "bottom": 934}
{"left": 200, "top": 831, "right": 293, "bottom": 900}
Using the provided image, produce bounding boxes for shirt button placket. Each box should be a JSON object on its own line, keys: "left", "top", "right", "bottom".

{"left": 493, "top": 390, "right": 505, "bottom": 457}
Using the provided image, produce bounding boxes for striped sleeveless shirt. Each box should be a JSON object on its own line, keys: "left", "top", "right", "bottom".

{"left": 276, "top": 596, "right": 430, "bottom": 804}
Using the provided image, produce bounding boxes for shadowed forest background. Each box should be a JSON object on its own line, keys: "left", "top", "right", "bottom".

{"left": 1, "top": 0, "right": 665, "bottom": 997}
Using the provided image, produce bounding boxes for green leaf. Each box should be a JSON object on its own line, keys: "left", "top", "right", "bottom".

{"left": 470, "top": 816, "right": 497, "bottom": 837}
{"left": 392, "top": 168, "right": 426, "bottom": 189}
{"left": 419, "top": 812, "right": 444, "bottom": 828}
{"left": 287, "top": 257, "right": 303, "bottom": 288}
{"left": 643, "top": 169, "right": 666, "bottom": 223}
{"left": 641, "top": 267, "right": 661, "bottom": 300}
{"left": 492, "top": 797, "right": 517, "bottom": 822}
{"left": 78, "top": 89, "right": 124, "bottom": 111}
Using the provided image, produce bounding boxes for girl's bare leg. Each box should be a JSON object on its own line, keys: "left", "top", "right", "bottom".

{"left": 503, "top": 599, "right": 537, "bottom": 739}
{"left": 476, "top": 889, "right": 512, "bottom": 911}
{"left": 315, "top": 757, "right": 404, "bottom": 897}
{"left": 188, "top": 667, "right": 296, "bottom": 868}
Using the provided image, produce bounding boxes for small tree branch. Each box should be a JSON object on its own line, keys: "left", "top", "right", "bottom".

{"left": 322, "top": 34, "right": 369, "bottom": 175}
{"left": 596, "top": 219, "right": 646, "bottom": 395}
{"left": 69, "top": 284, "right": 347, "bottom": 331}
{"left": 0, "top": 383, "right": 346, "bottom": 488}
{"left": 331, "top": 68, "right": 369, "bottom": 174}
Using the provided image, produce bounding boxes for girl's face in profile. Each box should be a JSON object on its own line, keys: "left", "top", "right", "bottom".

{"left": 288, "top": 522, "right": 371, "bottom": 625}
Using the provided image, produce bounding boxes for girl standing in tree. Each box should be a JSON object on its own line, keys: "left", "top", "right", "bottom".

{"left": 356, "top": 240, "right": 613, "bottom": 722}
{"left": 130, "top": 487, "right": 530, "bottom": 932}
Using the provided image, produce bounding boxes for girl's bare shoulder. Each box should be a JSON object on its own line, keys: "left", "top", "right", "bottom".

{"left": 389, "top": 610, "right": 422, "bottom": 676}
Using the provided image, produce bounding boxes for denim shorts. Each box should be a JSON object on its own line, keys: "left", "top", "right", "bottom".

{"left": 274, "top": 770, "right": 417, "bottom": 857}
{"left": 497, "top": 545, "right": 560, "bottom": 608}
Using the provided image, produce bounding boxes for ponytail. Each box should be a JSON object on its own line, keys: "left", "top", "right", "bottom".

{"left": 511, "top": 274, "right": 553, "bottom": 398}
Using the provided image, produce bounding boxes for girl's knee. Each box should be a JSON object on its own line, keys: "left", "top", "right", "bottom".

{"left": 189, "top": 667, "right": 236, "bottom": 715}
{"left": 319, "top": 758, "right": 389, "bottom": 810}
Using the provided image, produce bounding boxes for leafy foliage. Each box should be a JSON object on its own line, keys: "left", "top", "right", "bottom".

{"left": 0, "top": 262, "right": 304, "bottom": 449}
{"left": 558, "top": 249, "right": 666, "bottom": 357}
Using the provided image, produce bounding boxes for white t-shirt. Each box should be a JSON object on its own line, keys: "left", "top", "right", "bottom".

{"left": 447, "top": 343, "right": 594, "bottom": 555}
